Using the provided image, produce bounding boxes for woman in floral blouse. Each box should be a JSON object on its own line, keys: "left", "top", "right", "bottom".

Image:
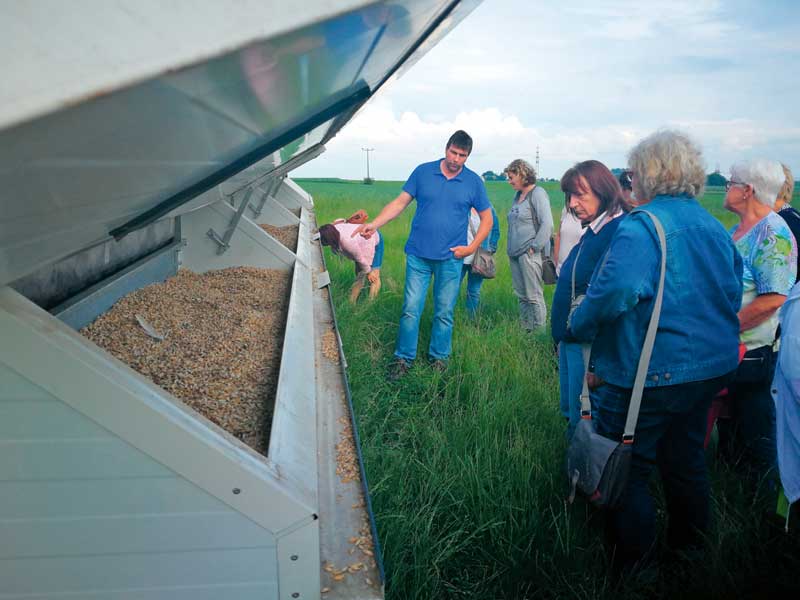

{"left": 722, "top": 159, "right": 798, "bottom": 492}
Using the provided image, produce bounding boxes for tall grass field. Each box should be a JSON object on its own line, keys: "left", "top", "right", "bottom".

{"left": 301, "top": 177, "right": 800, "bottom": 599}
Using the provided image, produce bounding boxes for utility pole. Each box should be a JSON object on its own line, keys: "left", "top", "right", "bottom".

{"left": 361, "top": 147, "right": 374, "bottom": 184}
{"left": 535, "top": 146, "right": 540, "bottom": 178}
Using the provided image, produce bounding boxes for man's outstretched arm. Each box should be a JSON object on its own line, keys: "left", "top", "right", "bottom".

{"left": 352, "top": 191, "right": 413, "bottom": 238}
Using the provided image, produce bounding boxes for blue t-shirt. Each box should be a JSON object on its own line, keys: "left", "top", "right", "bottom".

{"left": 402, "top": 160, "right": 491, "bottom": 260}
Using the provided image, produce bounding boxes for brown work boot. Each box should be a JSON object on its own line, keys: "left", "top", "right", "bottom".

{"left": 429, "top": 358, "right": 448, "bottom": 373}
{"left": 387, "top": 358, "right": 412, "bottom": 382}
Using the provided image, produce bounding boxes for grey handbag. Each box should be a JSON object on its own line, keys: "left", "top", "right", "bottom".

{"left": 468, "top": 217, "right": 496, "bottom": 279}
{"left": 527, "top": 191, "right": 557, "bottom": 284}
{"left": 566, "top": 210, "right": 668, "bottom": 509}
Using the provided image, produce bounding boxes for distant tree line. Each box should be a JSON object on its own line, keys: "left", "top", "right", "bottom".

{"left": 482, "top": 168, "right": 796, "bottom": 189}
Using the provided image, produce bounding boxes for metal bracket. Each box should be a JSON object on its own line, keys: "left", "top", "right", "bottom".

{"left": 249, "top": 178, "right": 282, "bottom": 220}
{"left": 206, "top": 228, "right": 229, "bottom": 253}
{"left": 316, "top": 271, "right": 331, "bottom": 289}
{"left": 207, "top": 187, "right": 256, "bottom": 255}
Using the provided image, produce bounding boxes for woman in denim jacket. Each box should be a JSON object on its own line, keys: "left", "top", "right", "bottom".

{"left": 567, "top": 130, "right": 743, "bottom": 573}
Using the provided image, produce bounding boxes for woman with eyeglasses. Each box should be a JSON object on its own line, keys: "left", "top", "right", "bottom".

{"left": 720, "top": 160, "right": 798, "bottom": 491}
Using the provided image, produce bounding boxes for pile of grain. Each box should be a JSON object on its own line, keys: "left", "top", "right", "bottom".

{"left": 81, "top": 267, "right": 290, "bottom": 455}
{"left": 259, "top": 223, "right": 299, "bottom": 252}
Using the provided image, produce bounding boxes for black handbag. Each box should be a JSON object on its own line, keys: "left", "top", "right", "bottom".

{"left": 566, "top": 210, "right": 667, "bottom": 509}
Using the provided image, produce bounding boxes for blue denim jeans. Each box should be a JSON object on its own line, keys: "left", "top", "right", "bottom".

{"left": 592, "top": 374, "right": 730, "bottom": 569}
{"left": 460, "top": 263, "right": 485, "bottom": 318}
{"left": 558, "top": 341, "right": 585, "bottom": 438}
{"left": 395, "top": 254, "right": 463, "bottom": 361}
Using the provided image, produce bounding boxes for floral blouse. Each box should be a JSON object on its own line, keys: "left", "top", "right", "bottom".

{"left": 730, "top": 212, "right": 798, "bottom": 349}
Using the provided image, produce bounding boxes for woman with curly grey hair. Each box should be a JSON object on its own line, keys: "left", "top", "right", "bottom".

{"left": 504, "top": 159, "right": 553, "bottom": 331}
{"left": 567, "top": 130, "right": 743, "bottom": 573}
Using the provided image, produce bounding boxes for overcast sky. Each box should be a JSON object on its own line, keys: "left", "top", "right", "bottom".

{"left": 294, "top": 0, "right": 800, "bottom": 181}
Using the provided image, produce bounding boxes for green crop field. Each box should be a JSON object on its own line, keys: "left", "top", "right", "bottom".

{"left": 299, "top": 177, "right": 799, "bottom": 599}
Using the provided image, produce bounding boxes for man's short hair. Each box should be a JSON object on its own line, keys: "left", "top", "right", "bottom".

{"left": 446, "top": 130, "right": 473, "bottom": 155}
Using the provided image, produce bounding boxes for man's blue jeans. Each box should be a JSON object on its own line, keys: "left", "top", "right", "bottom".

{"left": 591, "top": 373, "right": 730, "bottom": 569}
{"left": 460, "top": 263, "right": 484, "bottom": 318}
{"left": 395, "top": 254, "right": 462, "bottom": 361}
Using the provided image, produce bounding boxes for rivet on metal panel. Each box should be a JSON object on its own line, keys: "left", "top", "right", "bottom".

{"left": 290, "top": 554, "right": 298, "bottom": 561}
{"left": 232, "top": 488, "right": 241, "bottom": 495}
{"left": 292, "top": 593, "right": 300, "bottom": 598}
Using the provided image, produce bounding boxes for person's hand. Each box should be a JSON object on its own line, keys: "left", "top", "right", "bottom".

{"left": 449, "top": 245, "right": 474, "bottom": 259}
{"left": 367, "top": 271, "right": 380, "bottom": 284}
{"left": 352, "top": 222, "right": 377, "bottom": 239}
{"left": 347, "top": 209, "right": 368, "bottom": 224}
{"left": 586, "top": 373, "right": 605, "bottom": 390}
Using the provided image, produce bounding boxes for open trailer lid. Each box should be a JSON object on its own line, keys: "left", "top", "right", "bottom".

{"left": 0, "top": 0, "right": 480, "bottom": 287}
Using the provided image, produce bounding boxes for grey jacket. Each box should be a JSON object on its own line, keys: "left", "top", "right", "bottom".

{"left": 506, "top": 186, "right": 553, "bottom": 258}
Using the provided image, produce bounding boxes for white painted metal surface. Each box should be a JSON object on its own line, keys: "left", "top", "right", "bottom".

{"left": 0, "top": 0, "right": 473, "bottom": 289}
{"left": 0, "top": 289, "right": 319, "bottom": 599}
{"left": 1, "top": 0, "right": 378, "bottom": 130}
{"left": 180, "top": 199, "right": 298, "bottom": 273}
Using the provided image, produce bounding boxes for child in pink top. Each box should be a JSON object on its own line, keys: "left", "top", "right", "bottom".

{"left": 319, "top": 210, "right": 384, "bottom": 302}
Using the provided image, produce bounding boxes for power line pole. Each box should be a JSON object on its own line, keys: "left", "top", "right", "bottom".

{"left": 362, "top": 147, "right": 374, "bottom": 184}
{"left": 535, "top": 146, "right": 540, "bottom": 178}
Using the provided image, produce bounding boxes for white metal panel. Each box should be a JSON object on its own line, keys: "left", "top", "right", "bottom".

{"left": 180, "top": 200, "right": 298, "bottom": 273}
{"left": 0, "top": 0, "right": 378, "bottom": 129}
{"left": 0, "top": 438, "right": 173, "bottom": 480}
{"left": 277, "top": 520, "right": 322, "bottom": 600}
{"left": 0, "top": 399, "right": 116, "bottom": 439}
{"left": 0, "top": 478, "right": 232, "bottom": 520}
{"left": 1, "top": 549, "right": 279, "bottom": 599}
{"left": 0, "top": 286, "right": 314, "bottom": 531}
{"left": 268, "top": 211, "right": 319, "bottom": 507}
{"left": 1, "top": 513, "right": 276, "bottom": 559}
{"left": 276, "top": 178, "right": 315, "bottom": 211}
{"left": 253, "top": 191, "right": 303, "bottom": 227}
{"left": 0, "top": 363, "right": 289, "bottom": 599}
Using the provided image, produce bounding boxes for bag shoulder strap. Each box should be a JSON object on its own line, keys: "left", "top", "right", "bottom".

{"left": 580, "top": 209, "right": 668, "bottom": 443}
{"left": 526, "top": 189, "right": 540, "bottom": 231}
{"left": 468, "top": 212, "right": 478, "bottom": 237}
{"left": 571, "top": 242, "right": 585, "bottom": 303}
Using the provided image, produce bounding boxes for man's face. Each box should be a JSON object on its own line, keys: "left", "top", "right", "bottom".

{"left": 443, "top": 144, "right": 469, "bottom": 174}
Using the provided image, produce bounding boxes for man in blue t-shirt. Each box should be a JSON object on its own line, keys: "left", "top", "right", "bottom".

{"left": 354, "top": 130, "right": 493, "bottom": 380}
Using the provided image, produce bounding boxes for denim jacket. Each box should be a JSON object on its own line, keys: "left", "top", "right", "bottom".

{"left": 568, "top": 195, "right": 743, "bottom": 388}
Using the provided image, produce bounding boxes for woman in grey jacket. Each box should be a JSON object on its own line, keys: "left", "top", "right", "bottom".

{"left": 505, "top": 159, "right": 554, "bottom": 330}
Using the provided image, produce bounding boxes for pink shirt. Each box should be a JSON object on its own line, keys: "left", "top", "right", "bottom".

{"left": 332, "top": 221, "right": 379, "bottom": 272}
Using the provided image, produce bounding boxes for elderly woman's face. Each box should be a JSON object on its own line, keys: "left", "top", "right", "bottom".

{"left": 507, "top": 171, "right": 527, "bottom": 192}
{"left": 723, "top": 177, "right": 750, "bottom": 214}
{"left": 569, "top": 176, "right": 602, "bottom": 224}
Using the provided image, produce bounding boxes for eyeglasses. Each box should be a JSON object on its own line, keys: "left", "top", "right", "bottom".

{"left": 725, "top": 180, "right": 748, "bottom": 191}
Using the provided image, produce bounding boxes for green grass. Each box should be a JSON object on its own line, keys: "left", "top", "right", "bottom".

{"left": 300, "top": 177, "right": 800, "bottom": 599}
